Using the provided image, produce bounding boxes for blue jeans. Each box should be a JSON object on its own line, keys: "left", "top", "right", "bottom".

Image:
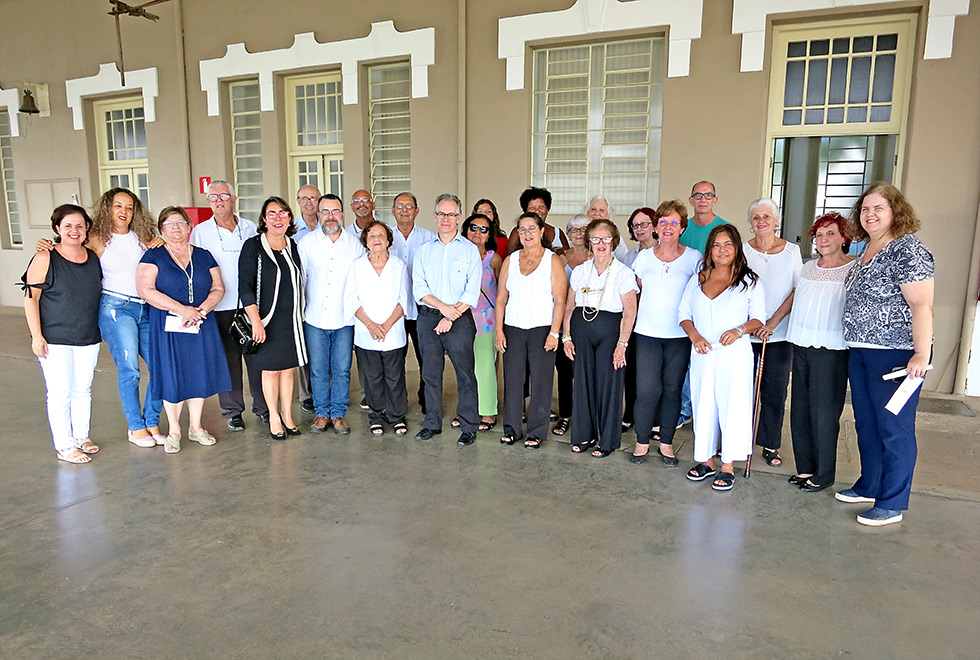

{"left": 680, "top": 369, "right": 692, "bottom": 419}
{"left": 99, "top": 294, "right": 162, "bottom": 430}
{"left": 305, "top": 323, "right": 354, "bottom": 418}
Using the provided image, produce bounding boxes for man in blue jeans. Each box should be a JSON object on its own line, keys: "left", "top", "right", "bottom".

{"left": 298, "top": 194, "right": 365, "bottom": 434}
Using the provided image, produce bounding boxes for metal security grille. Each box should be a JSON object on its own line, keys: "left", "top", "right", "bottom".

{"left": 369, "top": 63, "right": 411, "bottom": 225}
{"left": 0, "top": 110, "right": 21, "bottom": 246}
{"left": 230, "top": 81, "right": 264, "bottom": 223}
{"left": 532, "top": 37, "right": 663, "bottom": 215}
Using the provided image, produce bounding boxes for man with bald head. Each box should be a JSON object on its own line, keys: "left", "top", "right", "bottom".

{"left": 345, "top": 189, "right": 376, "bottom": 240}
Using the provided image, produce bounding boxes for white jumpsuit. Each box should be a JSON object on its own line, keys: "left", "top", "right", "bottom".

{"left": 678, "top": 276, "right": 767, "bottom": 464}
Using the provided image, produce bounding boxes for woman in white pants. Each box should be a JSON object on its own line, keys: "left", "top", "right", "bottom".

{"left": 679, "top": 224, "right": 766, "bottom": 491}
{"left": 23, "top": 205, "right": 104, "bottom": 464}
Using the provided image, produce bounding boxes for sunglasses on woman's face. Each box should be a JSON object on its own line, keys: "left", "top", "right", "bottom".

{"left": 468, "top": 225, "right": 490, "bottom": 234}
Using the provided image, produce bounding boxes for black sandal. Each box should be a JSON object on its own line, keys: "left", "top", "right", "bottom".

{"left": 478, "top": 417, "right": 497, "bottom": 432}
{"left": 591, "top": 449, "right": 612, "bottom": 458}
{"left": 370, "top": 424, "right": 384, "bottom": 435}
{"left": 658, "top": 446, "right": 679, "bottom": 467}
{"left": 686, "top": 463, "right": 717, "bottom": 481}
{"left": 712, "top": 472, "right": 736, "bottom": 491}
{"left": 500, "top": 434, "right": 516, "bottom": 445}
{"left": 451, "top": 417, "right": 461, "bottom": 428}
{"left": 762, "top": 448, "right": 782, "bottom": 466}
{"left": 571, "top": 438, "right": 596, "bottom": 453}
{"left": 524, "top": 438, "right": 542, "bottom": 449}
{"left": 393, "top": 422, "right": 408, "bottom": 435}
{"left": 552, "top": 417, "right": 570, "bottom": 436}
{"left": 630, "top": 445, "right": 649, "bottom": 464}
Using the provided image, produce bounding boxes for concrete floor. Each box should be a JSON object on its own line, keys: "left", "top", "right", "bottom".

{"left": 1, "top": 307, "right": 978, "bottom": 659}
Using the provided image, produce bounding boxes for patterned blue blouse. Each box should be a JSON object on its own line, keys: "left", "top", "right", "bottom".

{"left": 842, "top": 234, "right": 934, "bottom": 350}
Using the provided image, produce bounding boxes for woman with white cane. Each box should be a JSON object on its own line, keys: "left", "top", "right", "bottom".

{"left": 680, "top": 225, "right": 766, "bottom": 491}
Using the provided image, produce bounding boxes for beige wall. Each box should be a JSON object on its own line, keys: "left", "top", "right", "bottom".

{"left": 0, "top": 0, "right": 977, "bottom": 391}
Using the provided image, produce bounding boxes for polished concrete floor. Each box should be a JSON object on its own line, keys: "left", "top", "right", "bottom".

{"left": 1, "top": 307, "right": 978, "bottom": 659}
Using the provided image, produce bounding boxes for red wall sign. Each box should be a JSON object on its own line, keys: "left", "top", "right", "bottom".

{"left": 199, "top": 176, "right": 212, "bottom": 194}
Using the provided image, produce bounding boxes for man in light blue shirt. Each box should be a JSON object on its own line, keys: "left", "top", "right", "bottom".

{"left": 292, "top": 184, "right": 320, "bottom": 413}
{"left": 412, "top": 194, "right": 482, "bottom": 445}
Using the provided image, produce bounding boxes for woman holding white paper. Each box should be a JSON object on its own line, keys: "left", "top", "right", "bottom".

{"left": 837, "top": 183, "right": 934, "bottom": 527}
{"left": 137, "top": 207, "right": 231, "bottom": 453}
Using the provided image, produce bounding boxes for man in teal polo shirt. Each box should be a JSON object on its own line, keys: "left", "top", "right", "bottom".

{"left": 680, "top": 180, "right": 728, "bottom": 254}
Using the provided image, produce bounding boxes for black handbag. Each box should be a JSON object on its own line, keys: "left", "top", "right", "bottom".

{"left": 230, "top": 253, "right": 262, "bottom": 355}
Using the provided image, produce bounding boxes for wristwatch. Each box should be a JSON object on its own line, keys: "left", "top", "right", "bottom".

{"left": 548, "top": 331, "right": 560, "bottom": 339}
{"left": 617, "top": 340, "right": 629, "bottom": 348}
{"left": 562, "top": 334, "right": 572, "bottom": 343}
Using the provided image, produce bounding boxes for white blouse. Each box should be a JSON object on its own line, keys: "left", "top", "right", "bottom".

{"left": 504, "top": 249, "right": 557, "bottom": 330}
{"left": 343, "top": 254, "right": 409, "bottom": 351}
{"left": 744, "top": 241, "right": 803, "bottom": 343}
{"left": 569, "top": 258, "right": 638, "bottom": 313}
{"left": 678, "top": 275, "right": 767, "bottom": 345}
{"left": 787, "top": 259, "right": 855, "bottom": 350}
{"left": 633, "top": 246, "right": 702, "bottom": 339}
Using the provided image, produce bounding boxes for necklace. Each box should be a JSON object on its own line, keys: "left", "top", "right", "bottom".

{"left": 581, "top": 260, "right": 613, "bottom": 322}
{"left": 165, "top": 244, "right": 195, "bottom": 304}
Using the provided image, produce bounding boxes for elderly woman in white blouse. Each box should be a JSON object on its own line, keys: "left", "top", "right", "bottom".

{"left": 562, "top": 219, "right": 638, "bottom": 458}
{"left": 343, "top": 221, "right": 410, "bottom": 436}
{"left": 786, "top": 212, "right": 854, "bottom": 493}
{"left": 743, "top": 198, "right": 803, "bottom": 467}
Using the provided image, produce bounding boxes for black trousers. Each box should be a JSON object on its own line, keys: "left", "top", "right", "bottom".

{"left": 634, "top": 334, "right": 691, "bottom": 446}
{"left": 570, "top": 309, "right": 625, "bottom": 452}
{"left": 790, "top": 345, "right": 849, "bottom": 485}
{"left": 502, "top": 325, "right": 556, "bottom": 441}
{"left": 405, "top": 319, "right": 426, "bottom": 412}
{"left": 622, "top": 333, "right": 638, "bottom": 425}
{"left": 214, "top": 309, "right": 268, "bottom": 418}
{"left": 555, "top": 342, "right": 574, "bottom": 418}
{"left": 752, "top": 340, "right": 793, "bottom": 450}
{"left": 355, "top": 346, "right": 408, "bottom": 426}
{"left": 417, "top": 306, "right": 479, "bottom": 433}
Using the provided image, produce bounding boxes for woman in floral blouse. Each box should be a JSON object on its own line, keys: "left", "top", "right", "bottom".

{"left": 837, "top": 183, "right": 934, "bottom": 527}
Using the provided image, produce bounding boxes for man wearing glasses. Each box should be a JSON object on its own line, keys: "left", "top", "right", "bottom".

{"left": 388, "top": 192, "right": 435, "bottom": 413}
{"left": 412, "top": 194, "right": 482, "bottom": 446}
{"left": 298, "top": 194, "right": 366, "bottom": 434}
{"left": 189, "top": 180, "right": 268, "bottom": 431}
{"left": 680, "top": 181, "right": 728, "bottom": 254}
{"left": 293, "top": 185, "right": 321, "bottom": 243}
{"left": 345, "top": 189, "right": 376, "bottom": 240}
{"left": 292, "top": 184, "right": 321, "bottom": 413}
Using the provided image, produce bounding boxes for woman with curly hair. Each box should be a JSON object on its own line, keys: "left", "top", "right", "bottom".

{"left": 37, "top": 188, "right": 165, "bottom": 448}
{"left": 836, "top": 183, "right": 934, "bottom": 526}
{"left": 680, "top": 224, "right": 766, "bottom": 491}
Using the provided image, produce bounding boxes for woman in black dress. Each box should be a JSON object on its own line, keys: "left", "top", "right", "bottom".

{"left": 239, "top": 197, "right": 308, "bottom": 440}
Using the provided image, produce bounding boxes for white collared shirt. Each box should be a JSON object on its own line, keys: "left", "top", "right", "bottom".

{"left": 189, "top": 215, "right": 258, "bottom": 311}
{"left": 344, "top": 254, "right": 409, "bottom": 351}
{"left": 389, "top": 223, "right": 435, "bottom": 320}
{"left": 298, "top": 228, "right": 366, "bottom": 330}
{"left": 569, "top": 258, "right": 638, "bottom": 312}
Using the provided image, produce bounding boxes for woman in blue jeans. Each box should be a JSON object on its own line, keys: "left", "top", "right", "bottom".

{"left": 42, "top": 189, "right": 165, "bottom": 447}
{"left": 838, "top": 183, "right": 934, "bottom": 527}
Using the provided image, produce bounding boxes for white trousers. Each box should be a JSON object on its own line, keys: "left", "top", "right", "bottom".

{"left": 690, "top": 341, "right": 753, "bottom": 464}
{"left": 38, "top": 343, "right": 100, "bottom": 452}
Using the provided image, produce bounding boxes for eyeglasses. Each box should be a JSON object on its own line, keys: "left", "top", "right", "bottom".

{"left": 517, "top": 226, "right": 539, "bottom": 235}
{"left": 690, "top": 192, "right": 716, "bottom": 200}
{"left": 435, "top": 212, "right": 460, "bottom": 219}
{"left": 589, "top": 236, "right": 613, "bottom": 245}
{"left": 468, "top": 225, "right": 490, "bottom": 234}
{"left": 568, "top": 227, "right": 587, "bottom": 234}
{"left": 206, "top": 193, "right": 233, "bottom": 201}
{"left": 162, "top": 220, "right": 189, "bottom": 228}
{"left": 318, "top": 208, "right": 343, "bottom": 216}
{"left": 297, "top": 195, "right": 317, "bottom": 203}
{"left": 394, "top": 203, "right": 417, "bottom": 211}
{"left": 633, "top": 221, "right": 654, "bottom": 230}
{"left": 657, "top": 220, "right": 681, "bottom": 227}
{"left": 352, "top": 197, "right": 372, "bottom": 204}
{"left": 265, "top": 210, "right": 291, "bottom": 219}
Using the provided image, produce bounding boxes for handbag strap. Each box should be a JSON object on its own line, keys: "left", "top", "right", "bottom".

{"left": 236, "top": 249, "right": 263, "bottom": 314}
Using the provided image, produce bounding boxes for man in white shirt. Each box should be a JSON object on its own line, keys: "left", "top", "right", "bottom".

{"left": 344, "top": 189, "right": 376, "bottom": 240}
{"left": 388, "top": 191, "right": 435, "bottom": 414}
{"left": 293, "top": 184, "right": 321, "bottom": 244}
{"left": 292, "top": 184, "right": 320, "bottom": 414}
{"left": 413, "top": 194, "right": 482, "bottom": 446}
{"left": 189, "top": 180, "right": 267, "bottom": 431}
{"left": 299, "top": 194, "right": 366, "bottom": 434}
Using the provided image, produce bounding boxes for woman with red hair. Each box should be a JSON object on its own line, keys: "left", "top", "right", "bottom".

{"left": 785, "top": 213, "right": 854, "bottom": 492}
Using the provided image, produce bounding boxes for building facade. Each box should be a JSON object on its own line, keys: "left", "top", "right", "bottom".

{"left": 0, "top": 0, "right": 978, "bottom": 393}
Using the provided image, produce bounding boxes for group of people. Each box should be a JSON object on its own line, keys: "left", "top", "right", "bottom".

{"left": 24, "top": 178, "right": 934, "bottom": 527}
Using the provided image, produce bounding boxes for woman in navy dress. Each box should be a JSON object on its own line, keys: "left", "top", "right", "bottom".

{"left": 136, "top": 206, "right": 231, "bottom": 453}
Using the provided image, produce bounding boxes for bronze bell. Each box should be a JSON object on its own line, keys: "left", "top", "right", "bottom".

{"left": 19, "top": 89, "right": 40, "bottom": 115}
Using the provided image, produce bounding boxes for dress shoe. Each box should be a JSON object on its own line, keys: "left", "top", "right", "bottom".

{"left": 256, "top": 412, "right": 270, "bottom": 423}
{"left": 310, "top": 416, "right": 330, "bottom": 433}
{"left": 285, "top": 426, "right": 302, "bottom": 436}
{"left": 457, "top": 431, "right": 476, "bottom": 446}
{"left": 332, "top": 417, "right": 351, "bottom": 435}
{"left": 415, "top": 427, "right": 441, "bottom": 441}
{"left": 300, "top": 399, "right": 315, "bottom": 414}
{"left": 227, "top": 415, "right": 245, "bottom": 432}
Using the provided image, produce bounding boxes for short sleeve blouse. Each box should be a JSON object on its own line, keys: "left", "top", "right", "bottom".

{"left": 842, "top": 234, "right": 935, "bottom": 349}
{"left": 632, "top": 246, "right": 702, "bottom": 339}
{"left": 569, "top": 258, "right": 638, "bottom": 313}
{"left": 744, "top": 241, "right": 803, "bottom": 343}
{"left": 786, "top": 259, "right": 855, "bottom": 350}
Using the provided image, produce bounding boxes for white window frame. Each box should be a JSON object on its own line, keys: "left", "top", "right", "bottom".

{"left": 93, "top": 97, "right": 150, "bottom": 206}
{"left": 285, "top": 72, "right": 345, "bottom": 198}
{"left": 0, "top": 109, "right": 21, "bottom": 248}
{"left": 531, "top": 37, "right": 664, "bottom": 215}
